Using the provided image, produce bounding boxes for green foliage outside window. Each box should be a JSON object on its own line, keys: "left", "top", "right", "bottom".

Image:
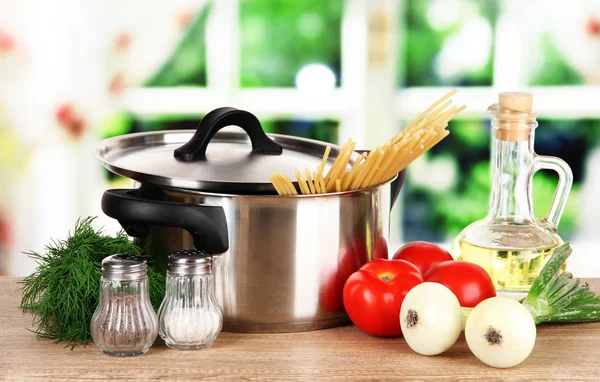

{"left": 261, "top": 120, "right": 338, "bottom": 144}
{"left": 403, "top": 0, "right": 497, "bottom": 87}
{"left": 240, "top": 0, "right": 342, "bottom": 87}
{"left": 145, "top": 5, "right": 210, "bottom": 87}
{"left": 529, "top": 34, "right": 583, "bottom": 86}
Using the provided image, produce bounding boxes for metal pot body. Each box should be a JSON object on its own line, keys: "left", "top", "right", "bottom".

{"left": 96, "top": 107, "right": 406, "bottom": 333}
{"left": 137, "top": 183, "right": 393, "bottom": 333}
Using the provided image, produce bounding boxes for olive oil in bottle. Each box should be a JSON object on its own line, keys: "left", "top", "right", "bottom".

{"left": 453, "top": 239, "right": 563, "bottom": 293}
{"left": 451, "top": 92, "right": 572, "bottom": 298}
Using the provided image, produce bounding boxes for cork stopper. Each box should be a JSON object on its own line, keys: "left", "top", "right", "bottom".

{"left": 498, "top": 92, "right": 533, "bottom": 113}
{"left": 493, "top": 92, "right": 536, "bottom": 142}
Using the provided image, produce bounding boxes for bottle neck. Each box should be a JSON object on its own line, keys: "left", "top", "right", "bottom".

{"left": 487, "top": 132, "right": 535, "bottom": 222}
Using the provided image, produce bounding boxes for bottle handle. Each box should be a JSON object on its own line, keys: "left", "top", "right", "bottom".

{"left": 533, "top": 155, "right": 573, "bottom": 230}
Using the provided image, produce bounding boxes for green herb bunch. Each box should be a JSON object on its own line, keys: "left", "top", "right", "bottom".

{"left": 20, "top": 216, "right": 166, "bottom": 349}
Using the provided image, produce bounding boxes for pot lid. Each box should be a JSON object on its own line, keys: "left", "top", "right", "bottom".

{"left": 94, "top": 107, "right": 355, "bottom": 194}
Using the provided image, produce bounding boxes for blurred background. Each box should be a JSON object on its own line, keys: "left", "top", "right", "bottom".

{"left": 1, "top": 0, "right": 600, "bottom": 276}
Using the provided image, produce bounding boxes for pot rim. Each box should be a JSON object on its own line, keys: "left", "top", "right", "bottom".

{"left": 148, "top": 172, "right": 400, "bottom": 199}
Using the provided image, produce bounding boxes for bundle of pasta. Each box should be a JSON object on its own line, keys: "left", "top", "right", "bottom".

{"left": 270, "top": 89, "right": 465, "bottom": 195}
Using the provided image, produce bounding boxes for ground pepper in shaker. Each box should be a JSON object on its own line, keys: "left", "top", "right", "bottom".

{"left": 90, "top": 254, "right": 158, "bottom": 356}
{"left": 158, "top": 249, "right": 223, "bottom": 350}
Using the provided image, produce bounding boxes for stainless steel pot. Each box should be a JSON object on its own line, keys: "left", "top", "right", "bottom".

{"left": 96, "top": 107, "right": 405, "bottom": 333}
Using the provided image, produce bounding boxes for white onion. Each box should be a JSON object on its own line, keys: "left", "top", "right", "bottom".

{"left": 399, "top": 282, "right": 462, "bottom": 356}
{"left": 465, "top": 296, "right": 537, "bottom": 368}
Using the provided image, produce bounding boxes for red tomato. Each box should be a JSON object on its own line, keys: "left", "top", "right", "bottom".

{"left": 424, "top": 260, "right": 496, "bottom": 307}
{"left": 392, "top": 241, "right": 453, "bottom": 274}
{"left": 319, "top": 246, "right": 361, "bottom": 312}
{"left": 352, "top": 236, "right": 368, "bottom": 265}
{"left": 373, "top": 237, "right": 389, "bottom": 260}
{"left": 343, "top": 259, "right": 423, "bottom": 337}
{"left": 352, "top": 236, "right": 388, "bottom": 263}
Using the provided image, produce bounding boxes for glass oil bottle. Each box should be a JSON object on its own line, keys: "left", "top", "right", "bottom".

{"left": 451, "top": 92, "right": 573, "bottom": 297}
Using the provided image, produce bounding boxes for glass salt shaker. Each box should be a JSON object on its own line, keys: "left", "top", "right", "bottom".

{"left": 158, "top": 249, "right": 223, "bottom": 350}
{"left": 90, "top": 254, "right": 158, "bottom": 356}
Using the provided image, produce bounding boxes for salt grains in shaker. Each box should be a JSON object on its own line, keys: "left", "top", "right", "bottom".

{"left": 90, "top": 254, "right": 158, "bottom": 356}
{"left": 158, "top": 249, "right": 223, "bottom": 350}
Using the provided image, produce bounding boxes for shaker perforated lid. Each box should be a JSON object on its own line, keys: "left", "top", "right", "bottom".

{"left": 101, "top": 254, "right": 148, "bottom": 281}
{"left": 168, "top": 249, "right": 212, "bottom": 275}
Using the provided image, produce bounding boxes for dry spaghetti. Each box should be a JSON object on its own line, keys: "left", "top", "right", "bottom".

{"left": 271, "top": 89, "right": 465, "bottom": 195}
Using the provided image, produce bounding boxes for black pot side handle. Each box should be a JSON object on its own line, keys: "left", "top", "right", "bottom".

{"left": 355, "top": 149, "right": 406, "bottom": 211}
{"left": 101, "top": 189, "right": 229, "bottom": 254}
{"left": 174, "top": 107, "right": 283, "bottom": 162}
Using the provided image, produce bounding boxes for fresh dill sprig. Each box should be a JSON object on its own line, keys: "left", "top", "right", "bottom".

{"left": 20, "top": 216, "right": 166, "bottom": 349}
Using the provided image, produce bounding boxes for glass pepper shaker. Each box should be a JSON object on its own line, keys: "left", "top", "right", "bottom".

{"left": 158, "top": 249, "right": 223, "bottom": 350}
{"left": 90, "top": 254, "right": 158, "bottom": 356}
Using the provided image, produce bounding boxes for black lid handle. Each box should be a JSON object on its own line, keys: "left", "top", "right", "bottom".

{"left": 101, "top": 188, "right": 229, "bottom": 254}
{"left": 174, "top": 107, "right": 283, "bottom": 162}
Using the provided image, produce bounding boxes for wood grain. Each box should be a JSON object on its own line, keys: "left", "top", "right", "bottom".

{"left": 1, "top": 277, "right": 600, "bottom": 381}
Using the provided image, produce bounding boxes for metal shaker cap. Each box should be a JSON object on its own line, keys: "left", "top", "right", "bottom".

{"left": 101, "top": 254, "right": 148, "bottom": 281}
{"left": 168, "top": 249, "right": 212, "bottom": 276}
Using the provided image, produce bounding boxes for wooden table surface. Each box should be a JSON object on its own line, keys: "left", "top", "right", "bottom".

{"left": 2, "top": 277, "right": 600, "bottom": 381}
